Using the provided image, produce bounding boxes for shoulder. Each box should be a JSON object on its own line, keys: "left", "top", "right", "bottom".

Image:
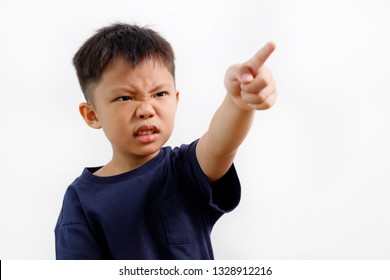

{"left": 169, "top": 140, "right": 199, "bottom": 162}
{"left": 58, "top": 184, "right": 87, "bottom": 225}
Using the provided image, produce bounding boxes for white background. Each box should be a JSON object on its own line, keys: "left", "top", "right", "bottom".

{"left": 1, "top": 0, "right": 389, "bottom": 259}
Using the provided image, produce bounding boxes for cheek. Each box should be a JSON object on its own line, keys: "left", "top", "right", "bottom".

{"left": 161, "top": 104, "right": 177, "bottom": 122}
{"left": 100, "top": 111, "right": 128, "bottom": 133}
{"left": 166, "top": 110, "right": 178, "bottom": 131}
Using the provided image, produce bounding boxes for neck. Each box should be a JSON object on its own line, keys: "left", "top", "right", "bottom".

{"left": 94, "top": 150, "right": 160, "bottom": 177}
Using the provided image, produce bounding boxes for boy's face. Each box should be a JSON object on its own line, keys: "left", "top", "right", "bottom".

{"left": 81, "top": 58, "right": 179, "bottom": 163}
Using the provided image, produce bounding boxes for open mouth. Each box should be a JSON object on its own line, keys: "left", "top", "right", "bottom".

{"left": 134, "top": 125, "right": 159, "bottom": 136}
{"left": 134, "top": 125, "right": 159, "bottom": 142}
{"left": 136, "top": 130, "right": 156, "bottom": 136}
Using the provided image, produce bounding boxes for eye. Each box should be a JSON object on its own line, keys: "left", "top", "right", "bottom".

{"left": 154, "top": 91, "right": 168, "bottom": 98}
{"left": 116, "top": 96, "right": 133, "bottom": 102}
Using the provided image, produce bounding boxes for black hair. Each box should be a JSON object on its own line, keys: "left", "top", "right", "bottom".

{"left": 73, "top": 23, "right": 175, "bottom": 103}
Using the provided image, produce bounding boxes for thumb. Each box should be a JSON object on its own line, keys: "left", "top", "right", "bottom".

{"left": 238, "top": 66, "right": 255, "bottom": 84}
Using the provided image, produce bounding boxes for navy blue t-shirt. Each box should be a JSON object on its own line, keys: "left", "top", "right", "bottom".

{"left": 55, "top": 141, "right": 241, "bottom": 259}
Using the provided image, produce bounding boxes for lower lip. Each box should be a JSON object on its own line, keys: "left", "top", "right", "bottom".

{"left": 135, "top": 133, "right": 158, "bottom": 143}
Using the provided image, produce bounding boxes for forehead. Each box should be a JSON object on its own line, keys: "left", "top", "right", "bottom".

{"left": 104, "top": 57, "right": 172, "bottom": 80}
{"left": 97, "top": 57, "right": 173, "bottom": 94}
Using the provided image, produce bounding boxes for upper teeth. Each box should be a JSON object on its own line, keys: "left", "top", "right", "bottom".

{"left": 138, "top": 130, "right": 154, "bottom": 136}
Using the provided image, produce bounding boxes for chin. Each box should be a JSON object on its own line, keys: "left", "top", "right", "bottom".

{"left": 133, "top": 145, "right": 162, "bottom": 157}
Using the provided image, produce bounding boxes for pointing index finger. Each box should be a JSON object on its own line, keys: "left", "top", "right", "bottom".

{"left": 244, "top": 41, "right": 276, "bottom": 74}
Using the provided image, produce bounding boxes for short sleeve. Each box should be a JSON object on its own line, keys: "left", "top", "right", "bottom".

{"left": 175, "top": 140, "right": 241, "bottom": 224}
{"left": 55, "top": 187, "right": 103, "bottom": 260}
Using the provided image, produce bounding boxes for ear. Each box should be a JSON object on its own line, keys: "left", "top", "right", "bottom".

{"left": 175, "top": 91, "right": 180, "bottom": 104}
{"left": 79, "top": 102, "right": 101, "bottom": 129}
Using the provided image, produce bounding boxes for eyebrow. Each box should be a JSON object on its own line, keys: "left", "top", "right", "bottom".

{"left": 110, "top": 84, "right": 172, "bottom": 95}
{"left": 150, "top": 84, "right": 171, "bottom": 93}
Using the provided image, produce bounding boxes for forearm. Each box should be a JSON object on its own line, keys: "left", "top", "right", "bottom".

{"left": 204, "top": 93, "right": 254, "bottom": 157}
{"left": 197, "top": 94, "right": 254, "bottom": 181}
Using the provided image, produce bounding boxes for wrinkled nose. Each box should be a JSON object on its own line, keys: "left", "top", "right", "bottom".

{"left": 136, "top": 101, "right": 155, "bottom": 119}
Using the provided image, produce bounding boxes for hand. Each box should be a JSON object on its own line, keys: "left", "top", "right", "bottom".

{"left": 224, "top": 42, "right": 277, "bottom": 111}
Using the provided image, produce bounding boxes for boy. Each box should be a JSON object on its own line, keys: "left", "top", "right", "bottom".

{"left": 55, "top": 23, "right": 276, "bottom": 259}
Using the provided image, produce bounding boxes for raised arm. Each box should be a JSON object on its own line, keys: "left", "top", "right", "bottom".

{"left": 196, "top": 42, "right": 277, "bottom": 182}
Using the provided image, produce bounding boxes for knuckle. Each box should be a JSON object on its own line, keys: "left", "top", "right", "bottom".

{"left": 263, "top": 96, "right": 276, "bottom": 109}
{"left": 263, "top": 101, "right": 272, "bottom": 109}
{"left": 258, "top": 76, "right": 270, "bottom": 88}
{"left": 257, "top": 94, "right": 267, "bottom": 104}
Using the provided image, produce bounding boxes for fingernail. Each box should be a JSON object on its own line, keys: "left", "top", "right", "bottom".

{"left": 241, "top": 73, "right": 253, "bottom": 83}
